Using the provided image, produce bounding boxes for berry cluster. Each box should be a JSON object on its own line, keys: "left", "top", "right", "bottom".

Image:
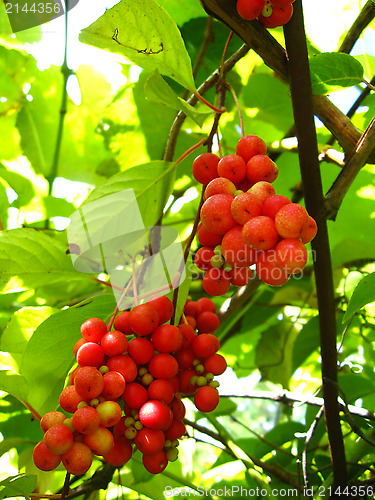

{"left": 236, "top": 0, "right": 295, "bottom": 28}
{"left": 33, "top": 296, "right": 227, "bottom": 476}
{"left": 192, "top": 135, "right": 317, "bottom": 295}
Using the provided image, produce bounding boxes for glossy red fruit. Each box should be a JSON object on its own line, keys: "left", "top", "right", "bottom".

{"left": 100, "top": 330, "right": 128, "bottom": 357}
{"left": 175, "top": 347, "right": 195, "bottom": 369}
{"left": 236, "top": 134, "right": 267, "bottom": 162}
{"left": 196, "top": 297, "right": 216, "bottom": 313}
{"left": 246, "top": 154, "right": 278, "bottom": 184}
{"left": 248, "top": 181, "right": 275, "bottom": 203}
{"left": 262, "top": 195, "right": 291, "bottom": 219}
{"left": 106, "top": 354, "right": 138, "bottom": 383}
{"left": 196, "top": 311, "right": 220, "bottom": 333}
{"left": 40, "top": 411, "right": 66, "bottom": 433}
{"left": 101, "top": 370, "right": 126, "bottom": 400}
{"left": 242, "top": 216, "right": 279, "bottom": 251}
{"left": 74, "top": 366, "right": 104, "bottom": 400}
{"left": 103, "top": 439, "right": 133, "bottom": 466}
{"left": 59, "top": 385, "right": 86, "bottom": 414}
{"left": 148, "top": 379, "right": 175, "bottom": 405}
{"left": 256, "top": 250, "right": 290, "bottom": 286}
{"left": 44, "top": 424, "right": 74, "bottom": 455}
{"left": 96, "top": 400, "right": 122, "bottom": 427}
{"left": 194, "top": 246, "right": 215, "bottom": 271}
{"left": 300, "top": 215, "right": 317, "bottom": 244}
{"left": 231, "top": 192, "right": 262, "bottom": 225}
{"left": 184, "top": 301, "right": 202, "bottom": 318}
{"left": 127, "top": 337, "right": 154, "bottom": 365}
{"left": 142, "top": 449, "right": 168, "bottom": 474}
{"left": 192, "top": 333, "right": 220, "bottom": 359}
{"left": 228, "top": 266, "right": 254, "bottom": 287}
{"left": 194, "top": 386, "right": 220, "bottom": 412}
{"left": 178, "top": 323, "right": 196, "bottom": 348}
{"left": 192, "top": 152, "right": 220, "bottom": 185}
{"left": 222, "top": 225, "right": 257, "bottom": 267}
{"left": 130, "top": 303, "right": 159, "bottom": 336}
{"left": 122, "top": 382, "right": 149, "bottom": 409}
{"left": 139, "top": 400, "right": 173, "bottom": 430}
{"left": 148, "top": 353, "right": 179, "bottom": 379}
{"left": 275, "top": 238, "right": 308, "bottom": 273}
{"left": 80, "top": 317, "right": 107, "bottom": 343}
{"left": 72, "top": 406, "right": 101, "bottom": 435}
{"left": 204, "top": 353, "right": 227, "bottom": 375}
{"left": 197, "top": 224, "right": 223, "bottom": 247}
{"left": 217, "top": 154, "right": 247, "bottom": 184}
{"left": 200, "top": 194, "right": 237, "bottom": 235}
{"left": 33, "top": 441, "right": 61, "bottom": 471}
{"left": 204, "top": 177, "right": 237, "bottom": 200}
{"left": 236, "top": 0, "right": 266, "bottom": 20}
{"left": 76, "top": 342, "right": 105, "bottom": 367}
{"left": 203, "top": 267, "right": 231, "bottom": 296}
{"left": 135, "top": 428, "right": 165, "bottom": 455}
{"left": 83, "top": 426, "right": 114, "bottom": 456}
{"left": 113, "top": 310, "right": 132, "bottom": 334}
{"left": 165, "top": 418, "right": 186, "bottom": 441}
{"left": 147, "top": 295, "right": 174, "bottom": 324}
{"left": 62, "top": 442, "right": 93, "bottom": 475}
{"left": 275, "top": 203, "right": 309, "bottom": 239}
{"left": 151, "top": 324, "right": 183, "bottom": 353}
{"left": 178, "top": 368, "right": 198, "bottom": 395}
{"left": 259, "top": 3, "right": 293, "bottom": 27}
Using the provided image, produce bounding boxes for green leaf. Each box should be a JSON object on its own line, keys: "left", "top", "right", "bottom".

{"left": 0, "top": 228, "right": 85, "bottom": 293}
{"left": 154, "top": 0, "right": 205, "bottom": 26}
{"left": 343, "top": 272, "right": 375, "bottom": 322}
{"left": 0, "top": 474, "right": 37, "bottom": 500}
{"left": 0, "top": 438, "right": 32, "bottom": 458}
{"left": 20, "top": 294, "right": 116, "bottom": 415}
{"left": 0, "top": 165, "right": 35, "bottom": 207}
{"left": 309, "top": 52, "right": 364, "bottom": 95}
{"left": 0, "top": 371, "right": 29, "bottom": 403}
{"left": 144, "top": 70, "right": 211, "bottom": 127}
{"left": 79, "top": 0, "right": 195, "bottom": 91}
{"left": 85, "top": 160, "right": 176, "bottom": 228}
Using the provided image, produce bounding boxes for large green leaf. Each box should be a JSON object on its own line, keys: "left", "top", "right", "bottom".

{"left": 79, "top": 0, "right": 195, "bottom": 91}
{"left": 144, "top": 70, "right": 211, "bottom": 127}
{"left": 343, "top": 272, "right": 375, "bottom": 322}
{"left": 0, "top": 164, "right": 35, "bottom": 207}
{"left": 0, "top": 228, "right": 86, "bottom": 293}
{"left": 0, "top": 474, "right": 37, "bottom": 500}
{"left": 20, "top": 294, "right": 116, "bottom": 415}
{"left": 310, "top": 52, "right": 364, "bottom": 95}
{"left": 155, "top": 0, "right": 205, "bottom": 26}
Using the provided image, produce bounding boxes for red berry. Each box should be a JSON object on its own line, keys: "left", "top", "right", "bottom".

{"left": 148, "top": 379, "right": 175, "bottom": 405}
{"left": 256, "top": 250, "right": 290, "bottom": 286}
{"left": 113, "top": 311, "right": 132, "bottom": 334}
{"left": 204, "top": 353, "right": 227, "bottom": 375}
{"left": 228, "top": 266, "right": 254, "bottom": 287}
{"left": 262, "top": 195, "right": 291, "bottom": 219}
{"left": 62, "top": 442, "right": 93, "bottom": 475}
{"left": 103, "top": 439, "right": 132, "bottom": 467}
{"left": 236, "top": 134, "right": 267, "bottom": 162}
{"left": 96, "top": 400, "right": 122, "bottom": 427}
{"left": 200, "top": 194, "right": 237, "bottom": 235}
{"left": 236, "top": 0, "right": 266, "bottom": 20}
{"left": 80, "top": 318, "right": 107, "bottom": 343}
{"left": 196, "top": 297, "right": 216, "bottom": 313}
{"left": 178, "top": 369, "right": 198, "bottom": 395}
{"left": 83, "top": 426, "right": 114, "bottom": 456}
{"left": 40, "top": 411, "right": 66, "bottom": 433}
{"left": 194, "top": 246, "right": 215, "bottom": 271}
{"left": 76, "top": 342, "right": 105, "bottom": 367}
{"left": 139, "top": 400, "right": 173, "bottom": 430}
{"left": 217, "top": 154, "right": 247, "bottom": 184}
{"left": 196, "top": 311, "right": 220, "bottom": 333}
{"left": 149, "top": 353, "right": 179, "bottom": 379}
{"left": 59, "top": 385, "right": 86, "bottom": 414}
{"left": 127, "top": 337, "right": 154, "bottom": 365}
{"left": 135, "top": 428, "right": 165, "bottom": 455}
{"left": 33, "top": 441, "right": 61, "bottom": 471}
{"left": 300, "top": 215, "right": 317, "bottom": 244}
{"left": 101, "top": 370, "right": 126, "bottom": 400}
{"left": 73, "top": 338, "right": 86, "bottom": 357}
{"left": 147, "top": 295, "right": 174, "bottom": 324}
{"left": 203, "top": 267, "right": 231, "bottom": 296}
{"left": 246, "top": 154, "right": 278, "bottom": 184}
{"left": 130, "top": 304, "right": 159, "bottom": 336}
{"left": 231, "top": 192, "right": 262, "bottom": 225}
{"left": 248, "top": 181, "right": 275, "bottom": 203}
{"left": 74, "top": 366, "right": 104, "bottom": 400}
{"left": 192, "top": 333, "right": 220, "bottom": 359}
{"left": 204, "top": 177, "right": 237, "bottom": 200}
{"left": 101, "top": 331, "right": 128, "bottom": 357}
{"left": 275, "top": 238, "right": 308, "bottom": 273}
{"left": 274, "top": 203, "right": 309, "bottom": 239}
{"left": 175, "top": 347, "right": 195, "bottom": 369}
{"left": 177, "top": 323, "right": 196, "bottom": 348}
{"left": 242, "top": 216, "right": 279, "bottom": 250}
{"left": 122, "top": 382, "right": 149, "bottom": 409}
{"left": 197, "top": 224, "right": 223, "bottom": 247}
{"left": 106, "top": 354, "right": 138, "bottom": 383}
{"left": 164, "top": 418, "right": 186, "bottom": 441}
{"left": 259, "top": 3, "right": 293, "bottom": 27}
{"left": 151, "top": 324, "right": 183, "bottom": 353}
{"left": 184, "top": 301, "right": 202, "bottom": 318}
{"left": 192, "top": 153, "right": 220, "bottom": 185}
{"left": 44, "top": 423, "right": 74, "bottom": 455}
{"left": 142, "top": 450, "right": 168, "bottom": 474}
{"left": 72, "top": 406, "right": 101, "bottom": 434}
{"left": 222, "top": 225, "right": 257, "bottom": 267}
{"left": 194, "top": 386, "right": 219, "bottom": 412}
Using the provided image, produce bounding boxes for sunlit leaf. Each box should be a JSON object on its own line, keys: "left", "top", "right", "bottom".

{"left": 343, "top": 272, "right": 375, "bottom": 322}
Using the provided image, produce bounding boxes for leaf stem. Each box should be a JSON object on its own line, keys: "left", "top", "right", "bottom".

{"left": 191, "top": 90, "right": 226, "bottom": 114}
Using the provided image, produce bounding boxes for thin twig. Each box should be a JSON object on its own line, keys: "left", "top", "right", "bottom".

{"left": 338, "top": 0, "right": 375, "bottom": 54}
{"left": 302, "top": 406, "right": 325, "bottom": 491}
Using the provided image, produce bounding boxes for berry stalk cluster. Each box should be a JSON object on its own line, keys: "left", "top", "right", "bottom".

{"left": 33, "top": 296, "right": 227, "bottom": 476}
{"left": 236, "top": 0, "right": 295, "bottom": 28}
{"left": 192, "top": 135, "right": 317, "bottom": 296}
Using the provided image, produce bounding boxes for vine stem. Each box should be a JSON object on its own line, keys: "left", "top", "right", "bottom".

{"left": 191, "top": 90, "right": 226, "bottom": 114}
{"left": 229, "top": 84, "right": 244, "bottom": 137}
{"left": 283, "top": 0, "right": 347, "bottom": 487}
{"left": 45, "top": 0, "right": 72, "bottom": 227}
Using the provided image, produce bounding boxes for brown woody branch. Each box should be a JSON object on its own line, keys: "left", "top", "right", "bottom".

{"left": 198, "top": 0, "right": 375, "bottom": 164}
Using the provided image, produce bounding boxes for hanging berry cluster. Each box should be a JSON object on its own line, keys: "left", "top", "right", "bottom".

{"left": 193, "top": 135, "right": 317, "bottom": 296}
{"left": 236, "top": 0, "right": 295, "bottom": 28}
{"left": 33, "top": 296, "right": 227, "bottom": 476}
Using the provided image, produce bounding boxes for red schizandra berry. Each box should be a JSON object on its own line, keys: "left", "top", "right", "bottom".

{"left": 192, "top": 153, "right": 220, "bottom": 185}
